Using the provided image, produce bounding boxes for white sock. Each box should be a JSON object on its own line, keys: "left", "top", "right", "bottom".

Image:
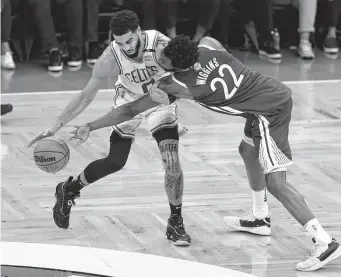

{"left": 305, "top": 218, "right": 332, "bottom": 245}
{"left": 252, "top": 188, "right": 269, "bottom": 220}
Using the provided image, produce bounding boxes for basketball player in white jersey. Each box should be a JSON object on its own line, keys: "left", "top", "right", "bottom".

{"left": 28, "top": 10, "right": 191, "bottom": 246}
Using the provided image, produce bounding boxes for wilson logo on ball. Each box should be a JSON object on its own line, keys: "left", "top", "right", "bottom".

{"left": 34, "top": 156, "right": 57, "bottom": 163}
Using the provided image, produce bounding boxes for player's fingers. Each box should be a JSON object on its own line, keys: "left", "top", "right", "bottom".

{"left": 69, "top": 130, "right": 77, "bottom": 136}
{"left": 27, "top": 133, "right": 43, "bottom": 147}
{"left": 75, "top": 138, "right": 84, "bottom": 146}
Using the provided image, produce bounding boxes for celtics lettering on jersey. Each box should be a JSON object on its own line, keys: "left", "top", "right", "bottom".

{"left": 111, "top": 30, "right": 167, "bottom": 96}
{"left": 124, "top": 66, "right": 158, "bottom": 83}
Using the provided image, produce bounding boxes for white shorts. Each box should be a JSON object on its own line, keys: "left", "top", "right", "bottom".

{"left": 111, "top": 86, "right": 178, "bottom": 139}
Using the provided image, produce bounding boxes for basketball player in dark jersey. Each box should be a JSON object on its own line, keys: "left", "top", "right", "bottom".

{"left": 71, "top": 35, "right": 341, "bottom": 271}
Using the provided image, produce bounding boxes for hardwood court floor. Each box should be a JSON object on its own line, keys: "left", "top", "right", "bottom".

{"left": 1, "top": 80, "right": 341, "bottom": 277}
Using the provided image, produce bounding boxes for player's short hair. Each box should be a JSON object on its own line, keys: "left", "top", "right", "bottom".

{"left": 110, "top": 10, "right": 139, "bottom": 36}
{"left": 163, "top": 35, "right": 199, "bottom": 70}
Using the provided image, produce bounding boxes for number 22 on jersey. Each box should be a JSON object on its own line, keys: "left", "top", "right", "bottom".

{"left": 210, "top": 64, "right": 244, "bottom": 100}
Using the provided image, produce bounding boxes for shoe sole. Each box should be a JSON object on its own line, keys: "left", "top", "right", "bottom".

{"left": 166, "top": 234, "right": 191, "bottom": 246}
{"left": 87, "top": 58, "right": 97, "bottom": 64}
{"left": 48, "top": 65, "right": 63, "bottom": 72}
{"left": 297, "top": 244, "right": 341, "bottom": 271}
{"left": 324, "top": 47, "right": 339, "bottom": 54}
{"left": 67, "top": 61, "right": 82, "bottom": 67}
{"left": 258, "top": 50, "right": 282, "bottom": 59}
{"left": 297, "top": 50, "right": 315, "bottom": 60}
{"left": 224, "top": 217, "right": 271, "bottom": 236}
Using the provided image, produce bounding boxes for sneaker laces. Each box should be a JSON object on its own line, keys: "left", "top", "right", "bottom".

{"left": 171, "top": 215, "right": 186, "bottom": 235}
{"left": 64, "top": 190, "right": 80, "bottom": 205}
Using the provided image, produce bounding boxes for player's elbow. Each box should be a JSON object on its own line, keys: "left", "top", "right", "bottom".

{"left": 200, "top": 36, "right": 226, "bottom": 51}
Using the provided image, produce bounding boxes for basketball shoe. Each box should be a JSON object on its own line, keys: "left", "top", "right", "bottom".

{"left": 53, "top": 176, "right": 80, "bottom": 229}
{"left": 297, "top": 238, "right": 341, "bottom": 271}
{"left": 166, "top": 215, "right": 191, "bottom": 246}
{"left": 224, "top": 214, "right": 271, "bottom": 236}
{"left": 178, "top": 124, "right": 188, "bottom": 137}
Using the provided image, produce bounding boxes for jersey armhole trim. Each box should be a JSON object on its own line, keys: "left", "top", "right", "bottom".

{"left": 152, "top": 31, "right": 163, "bottom": 67}
{"left": 198, "top": 45, "right": 216, "bottom": 50}
{"left": 110, "top": 42, "right": 123, "bottom": 75}
{"left": 172, "top": 75, "right": 188, "bottom": 88}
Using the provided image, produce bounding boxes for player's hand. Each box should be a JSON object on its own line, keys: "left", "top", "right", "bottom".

{"left": 149, "top": 82, "right": 171, "bottom": 105}
{"left": 69, "top": 124, "right": 90, "bottom": 145}
{"left": 28, "top": 127, "right": 59, "bottom": 147}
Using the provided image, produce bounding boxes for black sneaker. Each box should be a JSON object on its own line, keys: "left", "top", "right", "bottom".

{"left": 166, "top": 215, "right": 191, "bottom": 246}
{"left": 324, "top": 37, "right": 339, "bottom": 54}
{"left": 53, "top": 176, "right": 80, "bottom": 229}
{"left": 87, "top": 42, "right": 104, "bottom": 64}
{"left": 67, "top": 46, "right": 82, "bottom": 67}
{"left": 1, "top": 104, "right": 13, "bottom": 116}
{"left": 259, "top": 40, "right": 282, "bottom": 59}
{"left": 224, "top": 214, "right": 271, "bottom": 236}
{"left": 297, "top": 238, "right": 341, "bottom": 271}
{"left": 48, "top": 49, "right": 63, "bottom": 72}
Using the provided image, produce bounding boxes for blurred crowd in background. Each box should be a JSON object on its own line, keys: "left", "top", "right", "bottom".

{"left": 1, "top": 0, "right": 340, "bottom": 73}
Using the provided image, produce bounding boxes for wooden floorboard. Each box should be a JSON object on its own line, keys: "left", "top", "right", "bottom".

{"left": 1, "top": 81, "right": 341, "bottom": 276}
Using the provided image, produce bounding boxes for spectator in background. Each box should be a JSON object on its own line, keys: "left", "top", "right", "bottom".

{"left": 158, "top": 0, "right": 221, "bottom": 43}
{"left": 1, "top": 0, "right": 16, "bottom": 69}
{"left": 236, "top": 0, "right": 281, "bottom": 59}
{"left": 27, "top": 0, "right": 63, "bottom": 71}
{"left": 293, "top": 0, "right": 317, "bottom": 59}
{"left": 28, "top": 0, "right": 103, "bottom": 72}
{"left": 323, "top": 0, "right": 340, "bottom": 54}
{"left": 61, "top": 0, "right": 104, "bottom": 67}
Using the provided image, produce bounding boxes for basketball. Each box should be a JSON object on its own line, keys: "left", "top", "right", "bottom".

{"left": 33, "top": 136, "right": 70, "bottom": 173}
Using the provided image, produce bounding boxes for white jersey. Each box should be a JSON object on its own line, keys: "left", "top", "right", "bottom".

{"left": 110, "top": 30, "right": 168, "bottom": 103}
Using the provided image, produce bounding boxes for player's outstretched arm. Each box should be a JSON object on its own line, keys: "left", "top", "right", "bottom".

{"left": 70, "top": 93, "right": 162, "bottom": 144}
{"left": 28, "top": 46, "right": 120, "bottom": 147}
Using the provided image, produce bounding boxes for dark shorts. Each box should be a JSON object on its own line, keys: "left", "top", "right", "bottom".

{"left": 244, "top": 98, "right": 293, "bottom": 173}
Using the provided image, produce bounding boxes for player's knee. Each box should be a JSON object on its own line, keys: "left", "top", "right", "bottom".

{"left": 103, "top": 155, "right": 127, "bottom": 172}
{"left": 152, "top": 126, "right": 179, "bottom": 143}
{"left": 238, "top": 139, "right": 255, "bottom": 159}
{"left": 153, "top": 127, "right": 182, "bottom": 173}
{"left": 265, "top": 172, "right": 286, "bottom": 198}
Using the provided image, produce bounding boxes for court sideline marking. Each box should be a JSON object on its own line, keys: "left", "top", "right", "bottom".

{"left": 2, "top": 79, "right": 341, "bottom": 97}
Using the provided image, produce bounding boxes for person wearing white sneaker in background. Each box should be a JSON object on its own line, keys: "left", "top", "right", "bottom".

{"left": 292, "top": 0, "right": 317, "bottom": 59}
{"left": 1, "top": 0, "right": 16, "bottom": 70}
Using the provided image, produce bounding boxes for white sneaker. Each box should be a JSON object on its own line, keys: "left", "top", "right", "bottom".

{"left": 297, "top": 238, "right": 341, "bottom": 271}
{"left": 298, "top": 41, "right": 315, "bottom": 60}
{"left": 1, "top": 52, "right": 16, "bottom": 69}
{"left": 224, "top": 214, "right": 271, "bottom": 236}
{"left": 178, "top": 124, "right": 188, "bottom": 137}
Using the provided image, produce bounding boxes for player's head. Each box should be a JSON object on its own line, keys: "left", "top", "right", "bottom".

{"left": 110, "top": 10, "right": 141, "bottom": 58}
{"left": 160, "top": 35, "right": 199, "bottom": 71}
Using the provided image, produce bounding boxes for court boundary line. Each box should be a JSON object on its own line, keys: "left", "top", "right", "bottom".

{"left": 2, "top": 79, "right": 341, "bottom": 97}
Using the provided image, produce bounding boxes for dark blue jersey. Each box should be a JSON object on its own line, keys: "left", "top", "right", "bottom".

{"left": 173, "top": 47, "right": 292, "bottom": 117}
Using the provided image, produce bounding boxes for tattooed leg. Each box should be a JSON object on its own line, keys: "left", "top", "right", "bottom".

{"left": 158, "top": 139, "right": 184, "bottom": 207}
